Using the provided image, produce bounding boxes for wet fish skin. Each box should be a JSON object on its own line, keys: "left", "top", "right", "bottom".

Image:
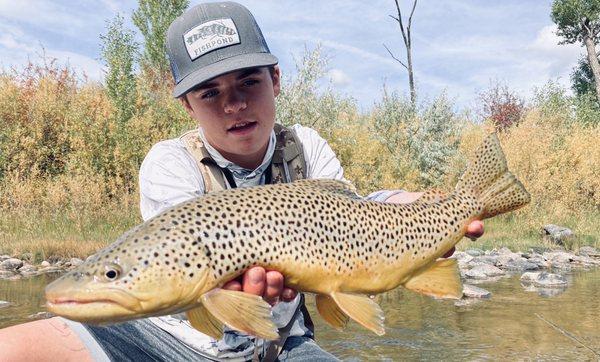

{"left": 45, "top": 133, "right": 530, "bottom": 339}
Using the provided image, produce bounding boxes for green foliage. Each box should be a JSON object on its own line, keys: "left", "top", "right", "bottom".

{"left": 571, "top": 55, "right": 596, "bottom": 96}
{"left": 132, "top": 0, "right": 188, "bottom": 84}
{"left": 276, "top": 45, "right": 356, "bottom": 138}
{"left": 551, "top": 0, "right": 600, "bottom": 44}
{"left": 100, "top": 14, "right": 139, "bottom": 125}
{"left": 371, "top": 88, "right": 462, "bottom": 188}
{"left": 573, "top": 91, "right": 600, "bottom": 126}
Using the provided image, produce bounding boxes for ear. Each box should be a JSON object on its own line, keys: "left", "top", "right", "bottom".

{"left": 272, "top": 65, "right": 281, "bottom": 97}
{"left": 179, "top": 95, "right": 194, "bottom": 117}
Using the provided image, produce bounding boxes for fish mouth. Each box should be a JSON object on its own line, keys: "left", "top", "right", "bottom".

{"left": 45, "top": 289, "right": 144, "bottom": 323}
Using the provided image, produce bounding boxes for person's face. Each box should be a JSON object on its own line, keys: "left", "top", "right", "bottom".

{"left": 181, "top": 66, "right": 281, "bottom": 169}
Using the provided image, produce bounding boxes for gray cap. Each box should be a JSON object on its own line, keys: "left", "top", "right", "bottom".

{"left": 167, "top": 1, "right": 278, "bottom": 98}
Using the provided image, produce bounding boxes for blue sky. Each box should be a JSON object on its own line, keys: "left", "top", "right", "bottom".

{"left": 0, "top": 0, "right": 584, "bottom": 111}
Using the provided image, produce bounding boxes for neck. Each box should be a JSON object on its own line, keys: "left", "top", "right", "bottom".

{"left": 217, "top": 143, "right": 268, "bottom": 170}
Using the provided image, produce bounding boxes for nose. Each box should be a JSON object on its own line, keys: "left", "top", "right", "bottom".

{"left": 223, "top": 89, "right": 247, "bottom": 114}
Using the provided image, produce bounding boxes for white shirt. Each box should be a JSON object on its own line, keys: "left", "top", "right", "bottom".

{"left": 139, "top": 124, "right": 344, "bottom": 221}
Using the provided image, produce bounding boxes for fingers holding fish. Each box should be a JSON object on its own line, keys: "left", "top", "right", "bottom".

{"left": 265, "top": 271, "right": 284, "bottom": 305}
{"left": 466, "top": 220, "right": 484, "bottom": 239}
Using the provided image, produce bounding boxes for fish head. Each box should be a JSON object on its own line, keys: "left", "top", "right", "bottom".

{"left": 45, "top": 220, "right": 213, "bottom": 324}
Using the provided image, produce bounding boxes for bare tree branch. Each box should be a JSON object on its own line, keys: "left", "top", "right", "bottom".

{"left": 383, "top": 43, "right": 408, "bottom": 69}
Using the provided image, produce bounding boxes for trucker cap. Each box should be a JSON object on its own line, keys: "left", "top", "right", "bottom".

{"left": 167, "top": 1, "right": 278, "bottom": 98}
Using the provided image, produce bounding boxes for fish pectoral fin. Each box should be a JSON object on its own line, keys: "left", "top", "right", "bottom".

{"left": 200, "top": 289, "right": 278, "bottom": 340}
{"left": 330, "top": 292, "right": 385, "bottom": 336}
{"left": 315, "top": 294, "right": 349, "bottom": 330}
{"left": 404, "top": 258, "right": 463, "bottom": 299}
{"left": 186, "top": 304, "right": 224, "bottom": 340}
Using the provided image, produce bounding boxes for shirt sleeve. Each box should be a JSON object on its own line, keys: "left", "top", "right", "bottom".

{"left": 138, "top": 139, "right": 205, "bottom": 221}
{"left": 290, "top": 124, "right": 345, "bottom": 181}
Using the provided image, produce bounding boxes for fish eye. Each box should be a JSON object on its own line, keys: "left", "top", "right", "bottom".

{"left": 103, "top": 264, "right": 122, "bottom": 281}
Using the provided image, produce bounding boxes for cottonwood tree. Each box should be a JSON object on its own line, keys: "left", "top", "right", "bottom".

{"left": 384, "top": 0, "right": 418, "bottom": 107}
{"left": 132, "top": 0, "right": 189, "bottom": 85}
{"left": 552, "top": 0, "right": 600, "bottom": 100}
{"left": 100, "top": 14, "right": 139, "bottom": 125}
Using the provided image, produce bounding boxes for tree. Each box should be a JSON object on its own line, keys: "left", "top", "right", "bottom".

{"left": 552, "top": 0, "right": 600, "bottom": 100}
{"left": 571, "top": 54, "right": 597, "bottom": 96}
{"left": 100, "top": 14, "right": 139, "bottom": 125}
{"left": 384, "top": 0, "right": 418, "bottom": 107}
{"left": 477, "top": 80, "right": 525, "bottom": 131}
{"left": 132, "top": 0, "right": 189, "bottom": 85}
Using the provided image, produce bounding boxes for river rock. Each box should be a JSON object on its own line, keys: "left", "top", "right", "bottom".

{"left": 521, "top": 271, "right": 567, "bottom": 287}
{"left": 28, "top": 312, "right": 54, "bottom": 320}
{"left": 501, "top": 258, "right": 539, "bottom": 271}
{"left": 465, "top": 249, "right": 484, "bottom": 257}
{"left": 0, "top": 255, "right": 10, "bottom": 262}
{"left": 38, "top": 266, "right": 64, "bottom": 274}
{"left": 462, "top": 284, "right": 491, "bottom": 298}
{"left": 70, "top": 258, "right": 84, "bottom": 267}
{"left": 0, "top": 301, "right": 10, "bottom": 309}
{"left": 18, "top": 264, "right": 38, "bottom": 276}
{"left": 1, "top": 258, "right": 23, "bottom": 271}
{"left": 0, "top": 270, "right": 15, "bottom": 278}
{"left": 521, "top": 283, "right": 566, "bottom": 297}
{"left": 541, "top": 224, "right": 574, "bottom": 246}
{"left": 41, "top": 261, "right": 51, "bottom": 267}
{"left": 465, "top": 264, "right": 505, "bottom": 279}
{"left": 578, "top": 246, "right": 600, "bottom": 258}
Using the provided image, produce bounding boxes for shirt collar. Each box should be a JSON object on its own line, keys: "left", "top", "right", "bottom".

{"left": 198, "top": 128, "right": 276, "bottom": 184}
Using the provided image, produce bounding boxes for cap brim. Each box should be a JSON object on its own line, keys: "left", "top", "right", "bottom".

{"left": 172, "top": 53, "right": 278, "bottom": 98}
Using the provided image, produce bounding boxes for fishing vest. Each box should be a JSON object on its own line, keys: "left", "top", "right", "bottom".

{"left": 179, "top": 124, "right": 306, "bottom": 192}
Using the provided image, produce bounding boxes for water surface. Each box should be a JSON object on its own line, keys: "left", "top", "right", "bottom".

{"left": 1, "top": 270, "right": 599, "bottom": 360}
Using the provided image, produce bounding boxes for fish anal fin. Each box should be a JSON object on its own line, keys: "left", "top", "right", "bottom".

{"left": 315, "top": 294, "right": 349, "bottom": 330}
{"left": 404, "top": 258, "right": 462, "bottom": 299}
{"left": 330, "top": 292, "right": 385, "bottom": 336}
{"left": 186, "top": 304, "right": 223, "bottom": 340}
{"left": 200, "top": 289, "right": 278, "bottom": 340}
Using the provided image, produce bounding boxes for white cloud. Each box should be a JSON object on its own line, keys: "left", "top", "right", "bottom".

{"left": 328, "top": 69, "right": 351, "bottom": 87}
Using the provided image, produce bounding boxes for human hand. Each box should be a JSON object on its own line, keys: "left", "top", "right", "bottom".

{"left": 385, "top": 191, "right": 485, "bottom": 257}
{"left": 223, "top": 266, "right": 297, "bottom": 305}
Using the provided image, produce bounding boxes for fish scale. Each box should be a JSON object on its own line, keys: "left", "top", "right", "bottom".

{"left": 46, "top": 133, "right": 530, "bottom": 340}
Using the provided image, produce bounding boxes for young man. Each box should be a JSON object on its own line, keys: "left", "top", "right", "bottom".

{"left": 0, "top": 2, "right": 483, "bottom": 361}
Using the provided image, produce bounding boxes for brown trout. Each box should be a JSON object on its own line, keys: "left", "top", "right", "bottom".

{"left": 45, "top": 133, "right": 530, "bottom": 339}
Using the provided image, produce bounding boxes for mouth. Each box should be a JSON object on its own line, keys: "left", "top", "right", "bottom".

{"left": 227, "top": 121, "right": 257, "bottom": 135}
{"left": 45, "top": 293, "right": 143, "bottom": 323}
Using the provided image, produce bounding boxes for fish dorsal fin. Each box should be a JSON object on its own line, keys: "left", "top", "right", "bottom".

{"left": 404, "top": 258, "right": 462, "bottom": 299}
{"left": 330, "top": 292, "right": 385, "bottom": 336}
{"left": 186, "top": 304, "right": 223, "bottom": 340}
{"left": 200, "top": 289, "right": 278, "bottom": 340}
{"left": 315, "top": 294, "right": 349, "bottom": 330}
{"left": 291, "top": 179, "right": 361, "bottom": 199}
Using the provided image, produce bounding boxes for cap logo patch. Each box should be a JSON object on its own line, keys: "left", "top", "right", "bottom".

{"left": 184, "top": 18, "right": 240, "bottom": 60}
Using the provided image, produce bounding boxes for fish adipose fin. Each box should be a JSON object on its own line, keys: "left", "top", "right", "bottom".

{"left": 200, "top": 289, "right": 278, "bottom": 340}
{"left": 331, "top": 291, "right": 385, "bottom": 336}
{"left": 404, "top": 258, "right": 462, "bottom": 299}
{"left": 186, "top": 304, "right": 224, "bottom": 340}
{"left": 455, "top": 133, "right": 530, "bottom": 219}
{"left": 315, "top": 294, "right": 349, "bottom": 330}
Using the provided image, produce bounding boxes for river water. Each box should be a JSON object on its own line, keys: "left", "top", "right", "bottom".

{"left": 1, "top": 269, "right": 599, "bottom": 360}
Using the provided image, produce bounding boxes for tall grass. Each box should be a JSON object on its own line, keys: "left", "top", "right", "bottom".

{"left": 0, "top": 52, "right": 598, "bottom": 259}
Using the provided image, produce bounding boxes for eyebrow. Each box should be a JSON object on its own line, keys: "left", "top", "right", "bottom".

{"left": 191, "top": 68, "right": 263, "bottom": 92}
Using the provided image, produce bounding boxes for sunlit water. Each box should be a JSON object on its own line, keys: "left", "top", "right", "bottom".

{"left": 1, "top": 270, "right": 599, "bottom": 360}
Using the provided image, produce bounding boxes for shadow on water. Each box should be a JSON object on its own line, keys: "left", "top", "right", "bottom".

{"left": 1, "top": 270, "right": 599, "bottom": 360}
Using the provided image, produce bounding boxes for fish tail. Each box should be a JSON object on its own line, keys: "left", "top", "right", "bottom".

{"left": 455, "top": 133, "right": 530, "bottom": 219}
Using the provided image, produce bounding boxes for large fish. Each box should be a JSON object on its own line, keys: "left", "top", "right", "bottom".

{"left": 45, "top": 133, "right": 530, "bottom": 340}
